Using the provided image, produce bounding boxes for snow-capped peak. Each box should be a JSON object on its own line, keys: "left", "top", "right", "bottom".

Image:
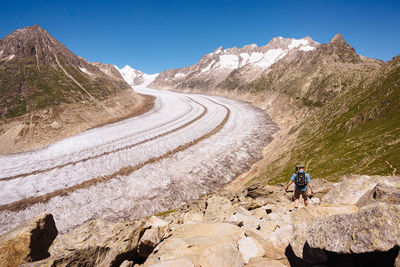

{"left": 118, "top": 65, "right": 159, "bottom": 87}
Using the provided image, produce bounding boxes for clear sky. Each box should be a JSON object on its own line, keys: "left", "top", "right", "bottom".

{"left": 1, "top": 0, "right": 399, "bottom": 73}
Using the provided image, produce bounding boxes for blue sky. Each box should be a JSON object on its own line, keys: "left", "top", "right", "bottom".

{"left": 1, "top": 0, "right": 399, "bottom": 73}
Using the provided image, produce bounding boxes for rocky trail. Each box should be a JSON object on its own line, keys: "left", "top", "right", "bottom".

{"left": 2, "top": 175, "right": 400, "bottom": 267}
{"left": 0, "top": 86, "right": 277, "bottom": 235}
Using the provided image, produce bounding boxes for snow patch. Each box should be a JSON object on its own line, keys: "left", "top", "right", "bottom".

{"left": 79, "top": 67, "right": 93, "bottom": 76}
{"left": 255, "top": 49, "right": 287, "bottom": 68}
{"left": 299, "top": 45, "right": 315, "bottom": 51}
{"left": 288, "top": 39, "right": 309, "bottom": 49}
{"left": 7, "top": 54, "right": 15, "bottom": 61}
{"left": 174, "top": 73, "right": 185, "bottom": 78}
{"left": 201, "top": 60, "right": 215, "bottom": 73}
{"left": 217, "top": 54, "right": 239, "bottom": 69}
{"left": 249, "top": 52, "right": 264, "bottom": 63}
{"left": 118, "top": 65, "right": 158, "bottom": 87}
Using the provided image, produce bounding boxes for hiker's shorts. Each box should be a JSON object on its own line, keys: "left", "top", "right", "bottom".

{"left": 294, "top": 189, "right": 308, "bottom": 200}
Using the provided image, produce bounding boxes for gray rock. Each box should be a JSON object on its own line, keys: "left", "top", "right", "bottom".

{"left": 238, "top": 237, "right": 265, "bottom": 264}
{"left": 47, "top": 219, "right": 144, "bottom": 267}
{"left": 204, "top": 196, "right": 235, "bottom": 221}
{"left": 356, "top": 183, "right": 400, "bottom": 208}
{"left": 0, "top": 213, "right": 57, "bottom": 267}
{"left": 138, "top": 216, "right": 169, "bottom": 258}
{"left": 307, "top": 203, "right": 400, "bottom": 258}
{"left": 289, "top": 205, "right": 358, "bottom": 259}
{"left": 322, "top": 175, "right": 400, "bottom": 205}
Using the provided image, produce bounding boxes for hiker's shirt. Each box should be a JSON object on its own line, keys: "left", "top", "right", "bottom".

{"left": 290, "top": 170, "right": 311, "bottom": 191}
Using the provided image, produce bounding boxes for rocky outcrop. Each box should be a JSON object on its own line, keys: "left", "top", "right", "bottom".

{"left": 356, "top": 183, "right": 400, "bottom": 207}
{"left": 322, "top": 175, "right": 400, "bottom": 205}
{"left": 142, "top": 222, "right": 246, "bottom": 267}
{"left": 3, "top": 175, "right": 400, "bottom": 266}
{"left": 289, "top": 205, "right": 359, "bottom": 259}
{"left": 299, "top": 203, "right": 400, "bottom": 266}
{"left": 0, "top": 213, "right": 57, "bottom": 267}
{"left": 38, "top": 219, "right": 144, "bottom": 266}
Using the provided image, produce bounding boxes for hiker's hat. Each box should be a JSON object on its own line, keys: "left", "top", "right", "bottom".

{"left": 297, "top": 164, "right": 305, "bottom": 169}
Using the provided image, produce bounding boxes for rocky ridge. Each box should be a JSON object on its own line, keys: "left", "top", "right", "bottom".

{"left": 2, "top": 175, "right": 399, "bottom": 267}
{"left": 151, "top": 36, "right": 319, "bottom": 91}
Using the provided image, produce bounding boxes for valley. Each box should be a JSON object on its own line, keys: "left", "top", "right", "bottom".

{"left": 0, "top": 86, "right": 277, "bottom": 234}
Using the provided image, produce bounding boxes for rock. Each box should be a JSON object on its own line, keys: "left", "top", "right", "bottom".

{"left": 240, "top": 198, "right": 262, "bottom": 210}
{"left": 259, "top": 219, "right": 278, "bottom": 234}
{"left": 305, "top": 203, "right": 400, "bottom": 263}
{"left": 268, "top": 212, "right": 281, "bottom": 221}
{"left": 231, "top": 213, "right": 261, "bottom": 230}
{"left": 396, "top": 251, "right": 400, "bottom": 267}
{"left": 204, "top": 196, "right": 235, "bottom": 221}
{"left": 120, "top": 260, "right": 134, "bottom": 267}
{"left": 247, "top": 258, "right": 288, "bottom": 267}
{"left": 235, "top": 206, "right": 253, "bottom": 216}
{"left": 263, "top": 224, "right": 293, "bottom": 260}
{"left": 252, "top": 207, "right": 267, "bottom": 219}
{"left": 199, "top": 243, "right": 245, "bottom": 267}
{"left": 309, "top": 197, "right": 320, "bottom": 205}
{"left": 47, "top": 219, "right": 144, "bottom": 267}
{"left": 138, "top": 216, "right": 169, "bottom": 258}
{"left": 142, "top": 222, "right": 245, "bottom": 266}
{"left": 0, "top": 213, "right": 57, "bottom": 267}
{"left": 322, "top": 175, "right": 400, "bottom": 205}
{"left": 238, "top": 237, "right": 265, "bottom": 263}
{"left": 289, "top": 205, "right": 358, "bottom": 259}
{"left": 147, "top": 257, "right": 194, "bottom": 267}
{"left": 183, "top": 211, "right": 203, "bottom": 224}
{"left": 356, "top": 183, "right": 400, "bottom": 208}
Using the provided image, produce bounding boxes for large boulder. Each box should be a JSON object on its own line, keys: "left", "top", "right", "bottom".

{"left": 238, "top": 237, "right": 265, "bottom": 264}
{"left": 289, "top": 205, "right": 358, "bottom": 259}
{"left": 204, "top": 196, "right": 235, "bottom": 221}
{"left": 356, "top": 183, "right": 400, "bottom": 207}
{"left": 142, "top": 222, "right": 246, "bottom": 267}
{"left": 0, "top": 213, "right": 57, "bottom": 267}
{"left": 138, "top": 216, "right": 169, "bottom": 258}
{"left": 44, "top": 219, "right": 144, "bottom": 267}
{"left": 305, "top": 203, "right": 400, "bottom": 264}
{"left": 322, "top": 175, "right": 400, "bottom": 205}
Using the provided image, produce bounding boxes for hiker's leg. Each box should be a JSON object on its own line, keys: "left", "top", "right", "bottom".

{"left": 294, "top": 190, "right": 300, "bottom": 208}
{"left": 303, "top": 191, "right": 309, "bottom": 206}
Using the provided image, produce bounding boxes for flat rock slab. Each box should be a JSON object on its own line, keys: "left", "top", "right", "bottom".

{"left": 142, "top": 222, "right": 246, "bottom": 267}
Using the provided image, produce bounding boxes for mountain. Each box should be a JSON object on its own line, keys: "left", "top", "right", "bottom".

{"left": 151, "top": 36, "right": 319, "bottom": 90}
{"left": 118, "top": 65, "right": 159, "bottom": 87}
{"left": 150, "top": 33, "right": 398, "bottom": 184}
{"left": 0, "top": 24, "right": 132, "bottom": 118}
{"left": 255, "top": 53, "right": 400, "bottom": 183}
{"left": 0, "top": 25, "right": 149, "bottom": 154}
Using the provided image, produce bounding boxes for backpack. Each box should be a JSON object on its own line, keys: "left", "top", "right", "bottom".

{"left": 295, "top": 171, "right": 307, "bottom": 187}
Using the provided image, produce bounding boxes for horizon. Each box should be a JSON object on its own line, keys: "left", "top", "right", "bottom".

{"left": 1, "top": 0, "right": 399, "bottom": 73}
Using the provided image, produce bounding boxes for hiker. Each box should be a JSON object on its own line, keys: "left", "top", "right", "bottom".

{"left": 285, "top": 164, "right": 314, "bottom": 208}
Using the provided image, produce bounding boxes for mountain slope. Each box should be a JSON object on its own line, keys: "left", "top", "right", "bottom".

{"left": 151, "top": 36, "right": 319, "bottom": 90}
{"left": 254, "top": 54, "right": 400, "bottom": 183}
{"left": 0, "top": 25, "right": 132, "bottom": 118}
{"left": 0, "top": 25, "right": 151, "bottom": 154}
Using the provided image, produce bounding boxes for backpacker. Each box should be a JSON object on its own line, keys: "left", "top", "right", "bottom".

{"left": 295, "top": 171, "right": 307, "bottom": 187}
